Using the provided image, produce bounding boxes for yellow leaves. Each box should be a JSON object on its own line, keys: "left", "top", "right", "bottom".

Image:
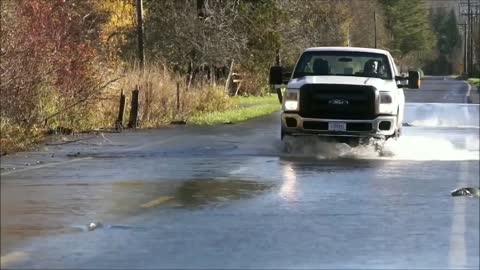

{"left": 94, "top": 0, "right": 135, "bottom": 44}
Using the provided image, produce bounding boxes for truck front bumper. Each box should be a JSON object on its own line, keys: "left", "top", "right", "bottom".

{"left": 281, "top": 113, "right": 397, "bottom": 139}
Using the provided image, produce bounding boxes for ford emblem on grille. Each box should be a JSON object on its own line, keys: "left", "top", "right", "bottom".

{"left": 328, "top": 99, "right": 349, "bottom": 105}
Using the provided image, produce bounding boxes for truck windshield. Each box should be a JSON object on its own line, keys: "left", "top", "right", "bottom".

{"left": 292, "top": 51, "right": 393, "bottom": 80}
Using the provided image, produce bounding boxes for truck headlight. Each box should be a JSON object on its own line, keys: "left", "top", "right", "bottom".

{"left": 284, "top": 89, "right": 299, "bottom": 111}
{"left": 378, "top": 92, "right": 395, "bottom": 114}
{"left": 380, "top": 93, "right": 393, "bottom": 104}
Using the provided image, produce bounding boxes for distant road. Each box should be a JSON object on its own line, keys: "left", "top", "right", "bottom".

{"left": 405, "top": 76, "right": 470, "bottom": 103}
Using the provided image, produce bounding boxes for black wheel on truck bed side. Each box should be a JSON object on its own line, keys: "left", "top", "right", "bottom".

{"left": 387, "top": 107, "right": 402, "bottom": 140}
{"left": 281, "top": 128, "right": 292, "bottom": 141}
{"left": 386, "top": 128, "right": 401, "bottom": 140}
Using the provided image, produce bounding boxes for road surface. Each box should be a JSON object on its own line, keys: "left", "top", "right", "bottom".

{"left": 1, "top": 76, "right": 479, "bottom": 269}
{"left": 404, "top": 75, "right": 472, "bottom": 103}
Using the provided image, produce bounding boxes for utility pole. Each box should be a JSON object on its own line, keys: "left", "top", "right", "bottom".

{"left": 459, "top": 23, "right": 468, "bottom": 75}
{"left": 467, "top": 0, "right": 472, "bottom": 77}
{"left": 275, "top": 49, "right": 281, "bottom": 66}
{"left": 374, "top": 11, "right": 377, "bottom": 48}
{"left": 477, "top": 4, "right": 480, "bottom": 78}
{"left": 136, "top": 0, "right": 145, "bottom": 71}
{"left": 460, "top": 0, "right": 479, "bottom": 77}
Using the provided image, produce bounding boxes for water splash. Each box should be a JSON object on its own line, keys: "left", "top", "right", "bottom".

{"left": 281, "top": 136, "right": 379, "bottom": 160}
{"left": 404, "top": 103, "right": 479, "bottom": 129}
{"left": 381, "top": 136, "right": 479, "bottom": 161}
{"left": 280, "top": 134, "right": 479, "bottom": 161}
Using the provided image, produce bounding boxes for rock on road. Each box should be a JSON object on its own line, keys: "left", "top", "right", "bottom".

{"left": 1, "top": 76, "right": 479, "bottom": 269}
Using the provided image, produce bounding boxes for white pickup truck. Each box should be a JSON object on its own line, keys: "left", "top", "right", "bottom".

{"left": 269, "top": 47, "right": 420, "bottom": 146}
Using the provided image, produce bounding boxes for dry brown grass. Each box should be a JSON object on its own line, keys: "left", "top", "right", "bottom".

{"left": 0, "top": 118, "right": 43, "bottom": 155}
{"left": 116, "top": 65, "right": 232, "bottom": 128}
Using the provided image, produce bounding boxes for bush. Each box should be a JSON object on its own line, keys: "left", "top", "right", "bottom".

{"left": 0, "top": 118, "right": 42, "bottom": 155}
{"left": 1, "top": 2, "right": 104, "bottom": 124}
{"left": 236, "top": 70, "right": 270, "bottom": 96}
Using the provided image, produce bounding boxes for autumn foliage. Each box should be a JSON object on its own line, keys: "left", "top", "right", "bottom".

{"left": 1, "top": 0, "right": 101, "bottom": 126}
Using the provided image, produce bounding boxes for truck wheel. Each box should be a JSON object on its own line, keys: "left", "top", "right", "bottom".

{"left": 395, "top": 128, "right": 401, "bottom": 138}
{"left": 281, "top": 128, "right": 288, "bottom": 140}
{"left": 393, "top": 108, "right": 402, "bottom": 138}
{"left": 391, "top": 128, "right": 401, "bottom": 139}
{"left": 346, "top": 138, "right": 361, "bottom": 147}
{"left": 375, "top": 139, "right": 386, "bottom": 153}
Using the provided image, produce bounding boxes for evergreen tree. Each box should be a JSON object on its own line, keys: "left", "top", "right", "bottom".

{"left": 442, "top": 9, "right": 461, "bottom": 55}
{"left": 426, "top": 8, "right": 462, "bottom": 74}
{"left": 381, "top": 0, "right": 436, "bottom": 60}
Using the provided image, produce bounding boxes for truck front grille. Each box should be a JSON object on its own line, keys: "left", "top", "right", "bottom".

{"left": 303, "top": 121, "right": 328, "bottom": 130}
{"left": 299, "top": 84, "right": 376, "bottom": 120}
{"left": 302, "top": 121, "right": 372, "bottom": 131}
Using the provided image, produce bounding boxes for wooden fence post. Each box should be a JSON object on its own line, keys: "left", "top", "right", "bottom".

{"left": 128, "top": 86, "right": 140, "bottom": 129}
{"left": 225, "top": 59, "right": 234, "bottom": 94}
{"left": 170, "top": 82, "right": 186, "bottom": 125}
{"left": 176, "top": 82, "right": 180, "bottom": 112}
{"left": 115, "top": 89, "right": 126, "bottom": 131}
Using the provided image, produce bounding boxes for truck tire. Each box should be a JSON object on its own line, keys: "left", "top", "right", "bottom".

{"left": 281, "top": 128, "right": 293, "bottom": 141}
{"left": 394, "top": 107, "right": 402, "bottom": 138}
{"left": 386, "top": 129, "right": 400, "bottom": 140}
{"left": 394, "top": 128, "right": 401, "bottom": 138}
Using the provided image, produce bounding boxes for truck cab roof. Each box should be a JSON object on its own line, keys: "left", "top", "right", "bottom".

{"left": 304, "top": 47, "right": 390, "bottom": 55}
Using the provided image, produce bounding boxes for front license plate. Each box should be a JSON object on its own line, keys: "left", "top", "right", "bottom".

{"left": 328, "top": 122, "right": 347, "bottom": 131}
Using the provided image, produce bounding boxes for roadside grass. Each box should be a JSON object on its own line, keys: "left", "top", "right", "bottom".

{"left": 189, "top": 95, "right": 281, "bottom": 125}
{"left": 231, "top": 95, "right": 278, "bottom": 106}
{"left": 0, "top": 118, "right": 43, "bottom": 155}
{"left": 468, "top": 78, "right": 480, "bottom": 91}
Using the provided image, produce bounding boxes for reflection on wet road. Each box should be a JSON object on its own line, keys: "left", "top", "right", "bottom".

{"left": 1, "top": 77, "right": 479, "bottom": 269}
{"left": 1, "top": 178, "right": 272, "bottom": 250}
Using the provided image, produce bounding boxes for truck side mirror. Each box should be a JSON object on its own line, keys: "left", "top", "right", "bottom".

{"left": 270, "top": 66, "right": 286, "bottom": 104}
{"left": 395, "top": 75, "right": 408, "bottom": 88}
{"left": 408, "top": 71, "right": 421, "bottom": 89}
{"left": 269, "top": 66, "right": 284, "bottom": 85}
{"left": 282, "top": 71, "right": 292, "bottom": 84}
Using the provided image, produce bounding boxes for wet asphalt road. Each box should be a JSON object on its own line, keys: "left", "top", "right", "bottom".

{"left": 1, "top": 76, "right": 479, "bottom": 269}
{"left": 404, "top": 76, "right": 472, "bottom": 103}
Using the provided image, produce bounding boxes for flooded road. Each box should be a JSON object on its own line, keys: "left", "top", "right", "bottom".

{"left": 1, "top": 77, "right": 479, "bottom": 269}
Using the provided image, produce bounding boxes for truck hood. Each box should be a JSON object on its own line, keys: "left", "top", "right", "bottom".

{"left": 287, "top": 76, "right": 397, "bottom": 90}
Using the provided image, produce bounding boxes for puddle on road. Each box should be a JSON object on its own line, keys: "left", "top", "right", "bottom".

{"left": 173, "top": 179, "right": 271, "bottom": 208}
{"left": 1, "top": 178, "right": 271, "bottom": 254}
{"left": 63, "top": 143, "right": 240, "bottom": 160}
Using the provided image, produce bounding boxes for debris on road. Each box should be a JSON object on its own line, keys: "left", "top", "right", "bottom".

{"left": 66, "top": 152, "right": 81, "bottom": 158}
{"left": 87, "top": 222, "right": 103, "bottom": 231}
{"left": 140, "top": 196, "right": 175, "bottom": 208}
{"left": 170, "top": 120, "right": 187, "bottom": 125}
{"left": 451, "top": 187, "right": 480, "bottom": 197}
